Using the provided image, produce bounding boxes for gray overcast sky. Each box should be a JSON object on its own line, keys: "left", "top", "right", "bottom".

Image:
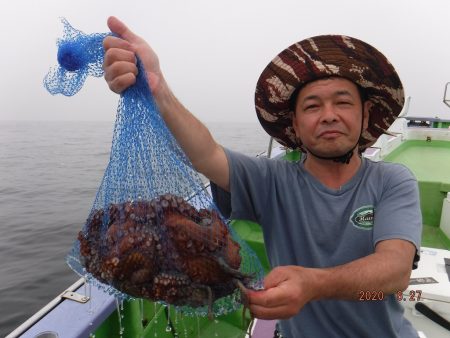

{"left": 2, "top": 0, "right": 450, "bottom": 123}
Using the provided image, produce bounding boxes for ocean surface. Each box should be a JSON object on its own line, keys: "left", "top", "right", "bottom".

{"left": 0, "top": 120, "right": 270, "bottom": 337}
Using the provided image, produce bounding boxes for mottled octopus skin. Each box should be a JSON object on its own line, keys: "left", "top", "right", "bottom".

{"left": 78, "top": 193, "right": 251, "bottom": 311}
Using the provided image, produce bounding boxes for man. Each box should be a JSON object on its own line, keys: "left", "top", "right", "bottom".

{"left": 103, "top": 16, "right": 422, "bottom": 337}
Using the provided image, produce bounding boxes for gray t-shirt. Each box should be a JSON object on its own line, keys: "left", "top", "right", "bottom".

{"left": 212, "top": 148, "right": 422, "bottom": 338}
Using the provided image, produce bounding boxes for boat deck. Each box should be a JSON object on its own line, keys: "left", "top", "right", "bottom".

{"left": 422, "top": 224, "right": 450, "bottom": 249}
{"left": 384, "top": 139, "right": 450, "bottom": 249}
{"left": 384, "top": 140, "right": 450, "bottom": 184}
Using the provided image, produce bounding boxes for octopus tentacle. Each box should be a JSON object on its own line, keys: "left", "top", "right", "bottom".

{"left": 233, "top": 278, "right": 253, "bottom": 338}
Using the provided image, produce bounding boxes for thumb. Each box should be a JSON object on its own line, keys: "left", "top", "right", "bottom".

{"left": 107, "top": 16, "right": 141, "bottom": 43}
{"left": 263, "top": 267, "right": 289, "bottom": 289}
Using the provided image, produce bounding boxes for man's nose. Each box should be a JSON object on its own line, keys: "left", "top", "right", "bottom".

{"left": 320, "top": 103, "right": 338, "bottom": 123}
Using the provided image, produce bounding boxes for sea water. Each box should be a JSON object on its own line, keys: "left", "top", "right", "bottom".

{"left": 0, "top": 120, "right": 269, "bottom": 337}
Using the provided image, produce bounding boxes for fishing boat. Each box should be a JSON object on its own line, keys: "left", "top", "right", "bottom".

{"left": 6, "top": 99, "right": 450, "bottom": 338}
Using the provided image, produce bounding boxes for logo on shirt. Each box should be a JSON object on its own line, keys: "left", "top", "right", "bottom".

{"left": 350, "top": 205, "right": 374, "bottom": 230}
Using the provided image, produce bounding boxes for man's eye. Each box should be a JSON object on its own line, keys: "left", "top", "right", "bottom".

{"left": 338, "top": 101, "right": 352, "bottom": 106}
{"left": 304, "top": 104, "right": 318, "bottom": 110}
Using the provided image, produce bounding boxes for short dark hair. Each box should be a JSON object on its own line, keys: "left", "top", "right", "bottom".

{"left": 290, "top": 76, "right": 368, "bottom": 114}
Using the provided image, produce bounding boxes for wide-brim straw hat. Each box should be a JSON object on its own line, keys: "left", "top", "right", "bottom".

{"left": 255, "top": 35, "right": 404, "bottom": 151}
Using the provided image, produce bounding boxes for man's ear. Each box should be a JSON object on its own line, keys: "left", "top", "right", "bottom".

{"left": 363, "top": 100, "right": 372, "bottom": 131}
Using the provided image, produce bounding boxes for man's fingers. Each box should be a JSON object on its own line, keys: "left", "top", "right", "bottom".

{"left": 246, "top": 267, "right": 308, "bottom": 320}
{"left": 103, "top": 36, "right": 134, "bottom": 53}
{"left": 248, "top": 287, "right": 300, "bottom": 320}
{"left": 103, "top": 18, "right": 141, "bottom": 95}
{"left": 103, "top": 47, "right": 136, "bottom": 68}
{"left": 103, "top": 16, "right": 162, "bottom": 94}
{"left": 247, "top": 287, "right": 288, "bottom": 308}
{"left": 107, "top": 16, "right": 141, "bottom": 43}
{"left": 249, "top": 303, "right": 292, "bottom": 320}
{"left": 104, "top": 60, "right": 138, "bottom": 82}
{"left": 263, "top": 267, "right": 289, "bottom": 289}
{"left": 107, "top": 73, "right": 137, "bottom": 94}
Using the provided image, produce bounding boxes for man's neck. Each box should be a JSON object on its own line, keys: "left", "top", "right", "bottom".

{"left": 303, "top": 150, "right": 362, "bottom": 190}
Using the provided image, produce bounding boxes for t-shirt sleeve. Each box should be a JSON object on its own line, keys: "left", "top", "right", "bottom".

{"left": 373, "top": 164, "right": 422, "bottom": 269}
{"left": 211, "top": 148, "right": 271, "bottom": 223}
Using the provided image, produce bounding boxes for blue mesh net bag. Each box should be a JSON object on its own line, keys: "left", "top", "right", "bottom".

{"left": 44, "top": 18, "right": 264, "bottom": 317}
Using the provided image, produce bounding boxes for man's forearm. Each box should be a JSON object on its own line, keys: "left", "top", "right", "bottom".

{"left": 311, "top": 239, "right": 415, "bottom": 301}
{"left": 153, "top": 80, "right": 229, "bottom": 189}
{"left": 156, "top": 85, "right": 213, "bottom": 164}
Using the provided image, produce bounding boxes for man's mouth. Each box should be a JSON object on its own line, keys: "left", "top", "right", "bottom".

{"left": 318, "top": 130, "right": 343, "bottom": 138}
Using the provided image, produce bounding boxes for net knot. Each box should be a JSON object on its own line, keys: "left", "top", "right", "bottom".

{"left": 44, "top": 18, "right": 109, "bottom": 96}
{"left": 57, "top": 40, "right": 87, "bottom": 71}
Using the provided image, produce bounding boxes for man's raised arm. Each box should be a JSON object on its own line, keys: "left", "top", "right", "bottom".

{"left": 103, "top": 16, "right": 230, "bottom": 191}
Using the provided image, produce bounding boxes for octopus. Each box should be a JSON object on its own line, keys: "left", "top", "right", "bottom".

{"left": 78, "top": 193, "right": 252, "bottom": 319}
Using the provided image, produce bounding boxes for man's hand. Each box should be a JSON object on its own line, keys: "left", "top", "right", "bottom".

{"left": 103, "top": 16, "right": 165, "bottom": 96}
{"left": 246, "top": 239, "right": 416, "bottom": 320}
{"left": 246, "top": 266, "right": 316, "bottom": 319}
{"left": 102, "top": 17, "right": 229, "bottom": 189}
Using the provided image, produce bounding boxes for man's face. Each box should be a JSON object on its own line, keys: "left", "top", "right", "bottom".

{"left": 292, "top": 77, "right": 370, "bottom": 158}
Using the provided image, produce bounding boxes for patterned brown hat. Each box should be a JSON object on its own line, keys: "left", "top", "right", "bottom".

{"left": 255, "top": 35, "right": 404, "bottom": 150}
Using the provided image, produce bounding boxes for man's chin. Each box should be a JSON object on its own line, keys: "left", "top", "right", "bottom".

{"left": 307, "top": 145, "right": 355, "bottom": 159}
{"left": 310, "top": 148, "right": 348, "bottom": 157}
